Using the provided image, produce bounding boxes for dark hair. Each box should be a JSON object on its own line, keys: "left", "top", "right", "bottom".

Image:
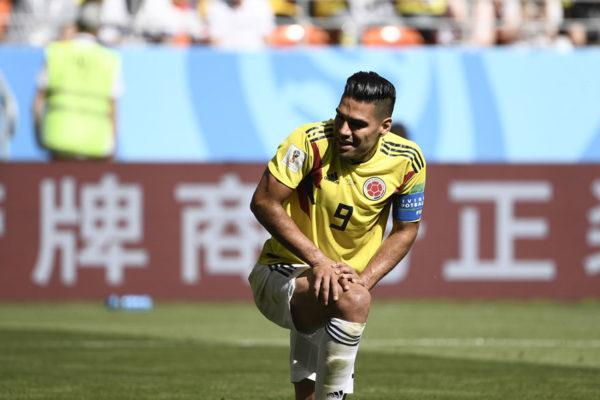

{"left": 77, "top": 2, "right": 102, "bottom": 34}
{"left": 342, "top": 71, "right": 396, "bottom": 117}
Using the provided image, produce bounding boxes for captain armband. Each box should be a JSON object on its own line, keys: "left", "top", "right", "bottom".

{"left": 392, "top": 191, "right": 425, "bottom": 222}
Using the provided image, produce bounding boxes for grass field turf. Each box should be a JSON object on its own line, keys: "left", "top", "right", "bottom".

{"left": 1, "top": 300, "right": 599, "bottom": 399}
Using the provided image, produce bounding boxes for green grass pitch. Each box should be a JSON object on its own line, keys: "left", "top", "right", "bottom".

{"left": 1, "top": 300, "right": 599, "bottom": 399}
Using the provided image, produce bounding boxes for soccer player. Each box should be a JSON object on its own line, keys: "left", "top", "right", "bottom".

{"left": 249, "top": 71, "right": 425, "bottom": 400}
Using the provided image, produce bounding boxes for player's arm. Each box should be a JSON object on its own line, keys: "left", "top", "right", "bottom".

{"left": 251, "top": 168, "right": 325, "bottom": 265}
{"left": 33, "top": 88, "right": 47, "bottom": 150}
{"left": 348, "top": 162, "right": 425, "bottom": 290}
{"left": 352, "top": 220, "right": 420, "bottom": 290}
{"left": 108, "top": 64, "right": 124, "bottom": 161}
{"left": 33, "top": 62, "right": 48, "bottom": 151}
{"left": 250, "top": 168, "right": 349, "bottom": 305}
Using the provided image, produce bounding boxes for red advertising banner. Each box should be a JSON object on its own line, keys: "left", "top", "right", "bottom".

{"left": 0, "top": 163, "right": 599, "bottom": 300}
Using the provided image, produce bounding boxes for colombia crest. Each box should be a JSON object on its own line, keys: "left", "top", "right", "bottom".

{"left": 363, "top": 177, "right": 386, "bottom": 201}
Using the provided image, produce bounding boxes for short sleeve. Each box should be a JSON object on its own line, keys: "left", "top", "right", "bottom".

{"left": 267, "top": 126, "right": 314, "bottom": 189}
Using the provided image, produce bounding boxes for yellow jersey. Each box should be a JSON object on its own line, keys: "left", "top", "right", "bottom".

{"left": 257, "top": 120, "right": 426, "bottom": 272}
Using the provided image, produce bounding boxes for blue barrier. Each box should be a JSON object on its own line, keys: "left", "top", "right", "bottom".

{"left": 1, "top": 46, "right": 599, "bottom": 162}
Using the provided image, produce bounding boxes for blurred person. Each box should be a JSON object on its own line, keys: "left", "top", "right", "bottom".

{"left": 565, "top": 21, "right": 587, "bottom": 46}
{"left": 349, "top": 0, "right": 397, "bottom": 26}
{"left": 0, "top": 0, "right": 11, "bottom": 41}
{"left": 205, "top": 0, "right": 275, "bottom": 49}
{"left": 4, "top": 0, "right": 78, "bottom": 45}
{"left": 393, "top": 0, "right": 469, "bottom": 44}
{"left": 170, "top": 0, "right": 209, "bottom": 45}
{"left": 307, "top": 0, "right": 349, "bottom": 44}
{"left": 97, "top": 0, "right": 132, "bottom": 45}
{"left": 33, "top": 2, "right": 123, "bottom": 161}
{"left": 309, "top": 0, "right": 399, "bottom": 45}
{"left": 133, "top": 0, "right": 207, "bottom": 45}
{"left": 0, "top": 69, "right": 17, "bottom": 161}
{"left": 348, "top": 0, "right": 399, "bottom": 44}
{"left": 471, "top": 0, "right": 566, "bottom": 47}
{"left": 563, "top": 0, "right": 600, "bottom": 45}
{"left": 248, "top": 72, "right": 425, "bottom": 400}
{"left": 516, "top": 0, "right": 565, "bottom": 46}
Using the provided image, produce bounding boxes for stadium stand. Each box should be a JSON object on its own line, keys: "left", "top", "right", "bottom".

{"left": 1, "top": 0, "right": 599, "bottom": 46}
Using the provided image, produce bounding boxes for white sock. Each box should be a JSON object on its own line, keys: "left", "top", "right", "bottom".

{"left": 314, "top": 318, "right": 366, "bottom": 400}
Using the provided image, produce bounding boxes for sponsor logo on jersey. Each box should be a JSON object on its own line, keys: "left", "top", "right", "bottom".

{"left": 363, "top": 177, "right": 386, "bottom": 201}
{"left": 281, "top": 144, "right": 306, "bottom": 173}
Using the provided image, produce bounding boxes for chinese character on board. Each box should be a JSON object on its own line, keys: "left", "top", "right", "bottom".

{"left": 584, "top": 179, "right": 600, "bottom": 276}
{"left": 175, "top": 174, "right": 269, "bottom": 284}
{"left": 0, "top": 183, "right": 4, "bottom": 236}
{"left": 31, "top": 174, "right": 148, "bottom": 286}
{"left": 443, "top": 181, "right": 555, "bottom": 281}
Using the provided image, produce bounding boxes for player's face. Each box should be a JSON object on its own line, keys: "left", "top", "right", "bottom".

{"left": 334, "top": 97, "right": 392, "bottom": 163}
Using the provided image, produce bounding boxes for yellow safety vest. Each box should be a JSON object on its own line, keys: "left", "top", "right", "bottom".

{"left": 43, "top": 39, "right": 120, "bottom": 158}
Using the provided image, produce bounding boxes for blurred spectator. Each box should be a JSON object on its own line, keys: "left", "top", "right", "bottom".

{"left": 393, "top": 0, "right": 469, "bottom": 44}
{"left": 516, "top": 0, "right": 565, "bottom": 46}
{"left": 349, "top": 0, "right": 397, "bottom": 28}
{"left": 307, "top": 0, "right": 348, "bottom": 44}
{"left": 171, "top": 0, "right": 208, "bottom": 45}
{"left": 563, "top": 0, "right": 600, "bottom": 45}
{"left": 97, "top": 0, "right": 132, "bottom": 45}
{"left": 564, "top": 20, "right": 587, "bottom": 46}
{"left": 4, "top": 0, "right": 79, "bottom": 45}
{"left": 471, "top": 0, "right": 567, "bottom": 47}
{"left": 133, "top": 0, "right": 207, "bottom": 45}
{"left": 470, "top": 0, "right": 518, "bottom": 45}
{"left": 0, "top": 69, "right": 17, "bottom": 161}
{"left": 0, "top": 0, "right": 596, "bottom": 48}
{"left": 33, "top": 2, "right": 123, "bottom": 161}
{"left": 348, "top": 0, "right": 399, "bottom": 44}
{"left": 0, "top": 0, "right": 11, "bottom": 41}
{"left": 205, "top": 0, "right": 275, "bottom": 49}
{"left": 309, "top": 0, "right": 399, "bottom": 45}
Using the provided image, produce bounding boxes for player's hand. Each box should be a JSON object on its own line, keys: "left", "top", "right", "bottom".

{"left": 311, "top": 261, "right": 344, "bottom": 306}
{"left": 347, "top": 272, "right": 370, "bottom": 289}
{"left": 332, "top": 262, "right": 359, "bottom": 292}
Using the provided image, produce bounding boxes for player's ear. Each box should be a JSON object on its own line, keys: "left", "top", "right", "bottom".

{"left": 379, "top": 117, "right": 392, "bottom": 136}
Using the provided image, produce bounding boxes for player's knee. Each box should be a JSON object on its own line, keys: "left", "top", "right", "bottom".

{"left": 336, "top": 284, "right": 370, "bottom": 321}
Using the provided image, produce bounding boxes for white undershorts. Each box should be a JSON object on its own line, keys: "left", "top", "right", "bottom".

{"left": 248, "top": 262, "right": 354, "bottom": 392}
{"left": 248, "top": 262, "right": 309, "bottom": 330}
